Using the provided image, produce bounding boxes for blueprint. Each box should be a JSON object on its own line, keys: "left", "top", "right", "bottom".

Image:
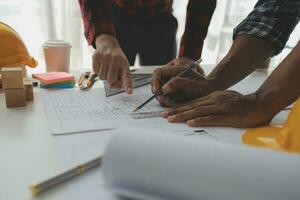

{"left": 41, "top": 85, "right": 163, "bottom": 134}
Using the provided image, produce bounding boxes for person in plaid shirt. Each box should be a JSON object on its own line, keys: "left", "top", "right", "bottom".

{"left": 153, "top": 0, "right": 300, "bottom": 128}
{"left": 78, "top": 0, "right": 216, "bottom": 93}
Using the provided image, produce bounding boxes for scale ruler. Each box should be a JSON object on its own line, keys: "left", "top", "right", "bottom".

{"left": 130, "top": 111, "right": 162, "bottom": 119}
{"left": 104, "top": 74, "right": 152, "bottom": 97}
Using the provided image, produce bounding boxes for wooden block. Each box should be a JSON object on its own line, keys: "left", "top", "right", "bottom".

{"left": 5, "top": 88, "right": 27, "bottom": 108}
{"left": 1, "top": 67, "right": 23, "bottom": 89}
{"left": 23, "top": 79, "right": 34, "bottom": 101}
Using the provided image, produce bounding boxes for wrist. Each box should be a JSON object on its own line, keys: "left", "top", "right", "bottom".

{"left": 208, "top": 35, "right": 275, "bottom": 91}
{"left": 254, "top": 87, "right": 286, "bottom": 117}
{"left": 95, "top": 34, "right": 119, "bottom": 49}
{"left": 177, "top": 57, "right": 194, "bottom": 66}
{"left": 207, "top": 60, "right": 233, "bottom": 91}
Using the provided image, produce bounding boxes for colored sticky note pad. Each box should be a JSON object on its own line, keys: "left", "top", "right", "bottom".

{"left": 242, "top": 98, "right": 300, "bottom": 154}
{"left": 33, "top": 72, "right": 75, "bottom": 84}
{"left": 42, "top": 80, "right": 75, "bottom": 86}
{"left": 40, "top": 81, "right": 75, "bottom": 89}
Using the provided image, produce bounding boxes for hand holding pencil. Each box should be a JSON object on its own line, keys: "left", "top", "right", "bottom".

{"left": 133, "top": 58, "right": 203, "bottom": 112}
{"left": 147, "top": 58, "right": 215, "bottom": 107}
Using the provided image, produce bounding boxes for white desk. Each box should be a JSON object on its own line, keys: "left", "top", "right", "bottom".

{"left": 0, "top": 66, "right": 284, "bottom": 200}
{"left": 0, "top": 68, "right": 124, "bottom": 200}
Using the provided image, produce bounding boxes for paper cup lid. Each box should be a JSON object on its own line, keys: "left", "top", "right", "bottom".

{"left": 43, "top": 40, "right": 71, "bottom": 48}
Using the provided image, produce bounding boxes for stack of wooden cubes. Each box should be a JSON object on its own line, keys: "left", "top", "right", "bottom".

{"left": 1, "top": 67, "right": 33, "bottom": 108}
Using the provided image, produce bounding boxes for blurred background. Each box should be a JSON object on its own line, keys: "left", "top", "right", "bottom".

{"left": 0, "top": 0, "right": 299, "bottom": 73}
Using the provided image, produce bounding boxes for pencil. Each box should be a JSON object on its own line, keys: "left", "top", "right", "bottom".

{"left": 133, "top": 58, "right": 202, "bottom": 112}
{"left": 30, "top": 156, "right": 102, "bottom": 196}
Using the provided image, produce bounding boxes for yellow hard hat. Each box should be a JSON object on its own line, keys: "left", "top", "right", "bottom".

{"left": 242, "top": 98, "right": 300, "bottom": 155}
{"left": 0, "top": 22, "right": 38, "bottom": 68}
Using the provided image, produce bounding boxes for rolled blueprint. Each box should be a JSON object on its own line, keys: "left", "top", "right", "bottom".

{"left": 102, "top": 128, "right": 300, "bottom": 200}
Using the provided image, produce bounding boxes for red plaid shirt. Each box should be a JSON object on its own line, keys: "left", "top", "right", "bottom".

{"left": 78, "top": 0, "right": 216, "bottom": 59}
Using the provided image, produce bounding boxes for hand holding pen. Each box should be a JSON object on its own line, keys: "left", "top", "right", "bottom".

{"left": 149, "top": 58, "right": 219, "bottom": 108}
{"left": 133, "top": 58, "right": 204, "bottom": 112}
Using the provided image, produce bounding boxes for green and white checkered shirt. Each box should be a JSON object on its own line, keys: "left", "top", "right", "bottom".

{"left": 233, "top": 0, "right": 300, "bottom": 55}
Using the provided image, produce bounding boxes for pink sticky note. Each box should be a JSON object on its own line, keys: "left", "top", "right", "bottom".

{"left": 33, "top": 72, "right": 75, "bottom": 84}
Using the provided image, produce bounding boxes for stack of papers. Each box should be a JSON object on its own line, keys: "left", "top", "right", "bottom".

{"left": 33, "top": 72, "right": 75, "bottom": 89}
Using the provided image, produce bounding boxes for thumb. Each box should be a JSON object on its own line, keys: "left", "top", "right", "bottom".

{"left": 122, "top": 67, "right": 133, "bottom": 94}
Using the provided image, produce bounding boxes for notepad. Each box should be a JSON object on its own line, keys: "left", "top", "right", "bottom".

{"left": 40, "top": 80, "right": 75, "bottom": 89}
{"left": 33, "top": 72, "right": 75, "bottom": 84}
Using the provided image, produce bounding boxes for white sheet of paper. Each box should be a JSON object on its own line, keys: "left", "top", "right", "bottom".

{"left": 42, "top": 72, "right": 286, "bottom": 139}
{"left": 41, "top": 85, "right": 163, "bottom": 134}
{"left": 102, "top": 128, "right": 300, "bottom": 200}
{"left": 41, "top": 74, "right": 267, "bottom": 135}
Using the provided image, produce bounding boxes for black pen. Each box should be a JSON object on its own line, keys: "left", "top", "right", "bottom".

{"left": 133, "top": 58, "right": 202, "bottom": 112}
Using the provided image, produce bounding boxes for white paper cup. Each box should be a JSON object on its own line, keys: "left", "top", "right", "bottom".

{"left": 43, "top": 40, "right": 72, "bottom": 72}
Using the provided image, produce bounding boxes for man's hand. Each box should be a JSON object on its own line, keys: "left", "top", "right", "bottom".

{"left": 161, "top": 90, "right": 274, "bottom": 128}
{"left": 151, "top": 57, "right": 214, "bottom": 106}
{"left": 94, "top": 34, "right": 133, "bottom": 93}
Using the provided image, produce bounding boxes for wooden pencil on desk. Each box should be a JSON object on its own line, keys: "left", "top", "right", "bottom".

{"left": 30, "top": 156, "right": 102, "bottom": 196}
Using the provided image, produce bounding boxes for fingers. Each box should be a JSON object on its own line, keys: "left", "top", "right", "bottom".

{"left": 122, "top": 67, "right": 133, "bottom": 94}
{"left": 110, "top": 72, "right": 122, "bottom": 89}
{"left": 161, "top": 104, "right": 196, "bottom": 118}
{"left": 166, "top": 106, "right": 224, "bottom": 123}
{"left": 196, "top": 65, "right": 205, "bottom": 75}
{"left": 99, "top": 54, "right": 110, "bottom": 80}
{"left": 161, "top": 94, "right": 214, "bottom": 118}
{"left": 157, "top": 95, "right": 174, "bottom": 107}
{"left": 151, "top": 66, "right": 184, "bottom": 93}
{"left": 92, "top": 52, "right": 101, "bottom": 75}
{"left": 162, "top": 77, "right": 191, "bottom": 94}
{"left": 163, "top": 90, "right": 258, "bottom": 127}
{"left": 93, "top": 46, "right": 133, "bottom": 93}
{"left": 110, "top": 81, "right": 122, "bottom": 89}
{"left": 93, "top": 51, "right": 111, "bottom": 81}
{"left": 167, "top": 109, "right": 202, "bottom": 123}
{"left": 151, "top": 68, "right": 162, "bottom": 93}
{"left": 107, "top": 58, "right": 118, "bottom": 84}
{"left": 161, "top": 77, "right": 179, "bottom": 93}
{"left": 187, "top": 115, "right": 230, "bottom": 127}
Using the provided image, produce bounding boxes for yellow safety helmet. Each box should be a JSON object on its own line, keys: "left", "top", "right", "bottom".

{"left": 243, "top": 98, "right": 300, "bottom": 155}
{"left": 0, "top": 22, "right": 38, "bottom": 68}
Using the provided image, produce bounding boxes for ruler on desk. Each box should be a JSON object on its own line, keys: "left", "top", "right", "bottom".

{"left": 130, "top": 111, "right": 162, "bottom": 119}
{"left": 104, "top": 74, "right": 152, "bottom": 97}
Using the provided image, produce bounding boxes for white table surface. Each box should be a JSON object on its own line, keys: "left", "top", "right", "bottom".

{"left": 0, "top": 65, "right": 277, "bottom": 200}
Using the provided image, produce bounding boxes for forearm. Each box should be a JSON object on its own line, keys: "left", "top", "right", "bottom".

{"left": 207, "top": 0, "right": 300, "bottom": 91}
{"left": 179, "top": 0, "right": 216, "bottom": 59}
{"left": 207, "top": 35, "right": 275, "bottom": 90}
{"left": 255, "top": 42, "right": 300, "bottom": 116}
{"left": 78, "top": 0, "right": 115, "bottom": 47}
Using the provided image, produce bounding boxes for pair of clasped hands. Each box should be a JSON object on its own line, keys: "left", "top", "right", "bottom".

{"left": 94, "top": 35, "right": 270, "bottom": 128}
